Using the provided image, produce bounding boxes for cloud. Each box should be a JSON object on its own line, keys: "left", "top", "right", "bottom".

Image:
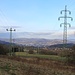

{"left": 16, "top": 30, "right": 75, "bottom": 39}
{"left": 0, "top": 29, "right": 74, "bottom": 39}
{"left": 14, "top": 31, "right": 62, "bottom": 39}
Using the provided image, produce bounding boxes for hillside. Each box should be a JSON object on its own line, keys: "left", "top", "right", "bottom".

{"left": 0, "top": 40, "right": 10, "bottom": 45}
{"left": 0, "top": 38, "right": 75, "bottom": 47}
{"left": 48, "top": 43, "right": 74, "bottom": 48}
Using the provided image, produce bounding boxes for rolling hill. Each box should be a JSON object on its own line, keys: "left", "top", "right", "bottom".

{"left": 0, "top": 38, "right": 75, "bottom": 47}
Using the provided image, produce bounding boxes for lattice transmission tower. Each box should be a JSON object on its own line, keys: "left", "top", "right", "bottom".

{"left": 6, "top": 28, "right": 16, "bottom": 56}
{"left": 58, "top": 5, "right": 73, "bottom": 48}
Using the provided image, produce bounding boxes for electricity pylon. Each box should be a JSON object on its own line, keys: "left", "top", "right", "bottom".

{"left": 6, "top": 28, "right": 16, "bottom": 56}
{"left": 58, "top": 5, "right": 73, "bottom": 48}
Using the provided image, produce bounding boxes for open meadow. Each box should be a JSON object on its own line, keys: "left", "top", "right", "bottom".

{"left": 0, "top": 53, "right": 75, "bottom": 75}
{"left": 15, "top": 52, "right": 67, "bottom": 61}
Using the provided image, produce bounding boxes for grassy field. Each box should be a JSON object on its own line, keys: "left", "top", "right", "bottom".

{"left": 0, "top": 55, "right": 75, "bottom": 75}
{"left": 15, "top": 52, "right": 67, "bottom": 61}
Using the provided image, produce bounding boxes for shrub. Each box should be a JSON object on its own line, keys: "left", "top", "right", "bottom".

{"left": 72, "top": 45, "right": 75, "bottom": 50}
{"left": 28, "top": 50, "right": 34, "bottom": 54}
{"left": 58, "top": 49, "right": 75, "bottom": 64}
{"left": 39, "top": 50, "right": 57, "bottom": 55}
{"left": 0, "top": 44, "right": 9, "bottom": 55}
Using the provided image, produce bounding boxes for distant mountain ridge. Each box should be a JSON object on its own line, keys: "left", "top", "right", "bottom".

{"left": 0, "top": 38, "right": 75, "bottom": 47}
{"left": 48, "top": 43, "right": 74, "bottom": 48}
{"left": 0, "top": 40, "right": 10, "bottom": 45}
{"left": 0, "top": 38, "right": 62, "bottom": 46}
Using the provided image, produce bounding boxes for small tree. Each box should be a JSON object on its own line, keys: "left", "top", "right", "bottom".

{"left": 58, "top": 49, "right": 75, "bottom": 64}
{"left": 72, "top": 45, "right": 75, "bottom": 50}
{"left": 28, "top": 50, "right": 34, "bottom": 54}
{"left": 0, "top": 44, "right": 9, "bottom": 55}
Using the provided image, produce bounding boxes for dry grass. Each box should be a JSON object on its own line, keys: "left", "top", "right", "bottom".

{"left": 0, "top": 55, "right": 75, "bottom": 75}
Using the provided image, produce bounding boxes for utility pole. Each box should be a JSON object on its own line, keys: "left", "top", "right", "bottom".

{"left": 58, "top": 5, "right": 73, "bottom": 48}
{"left": 6, "top": 28, "right": 16, "bottom": 56}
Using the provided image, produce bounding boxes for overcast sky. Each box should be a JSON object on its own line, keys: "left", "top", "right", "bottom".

{"left": 0, "top": 0, "right": 75, "bottom": 39}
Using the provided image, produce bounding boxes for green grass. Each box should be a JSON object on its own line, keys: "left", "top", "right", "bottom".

{"left": 15, "top": 52, "right": 67, "bottom": 61}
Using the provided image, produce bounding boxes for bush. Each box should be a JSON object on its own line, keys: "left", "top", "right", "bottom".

{"left": 58, "top": 49, "right": 75, "bottom": 64}
{"left": 28, "top": 50, "right": 34, "bottom": 54}
{"left": 0, "top": 44, "right": 9, "bottom": 55}
{"left": 39, "top": 50, "right": 57, "bottom": 55}
{"left": 72, "top": 45, "right": 75, "bottom": 50}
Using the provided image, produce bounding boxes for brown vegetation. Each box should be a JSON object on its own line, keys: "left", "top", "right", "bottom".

{"left": 0, "top": 55, "right": 75, "bottom": 75}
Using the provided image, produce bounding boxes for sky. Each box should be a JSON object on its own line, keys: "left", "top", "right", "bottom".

{"left": 0, "top": 0, "right": 75, "bottom": 39}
